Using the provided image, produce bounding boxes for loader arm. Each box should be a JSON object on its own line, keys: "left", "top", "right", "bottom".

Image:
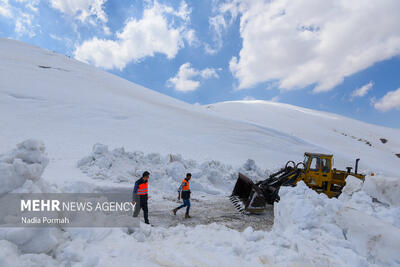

{"left": 230, "top": 162, "right": 304, "bottom": 213}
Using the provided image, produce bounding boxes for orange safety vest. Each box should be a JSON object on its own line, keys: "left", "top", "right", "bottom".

{"left": 137, "top": 181, "right": 148, "bottom": 195}
{"left": 181, "top": 179, "right": 190, "bottom": 191}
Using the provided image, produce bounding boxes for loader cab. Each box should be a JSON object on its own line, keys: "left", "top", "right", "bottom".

{"left": 303, "top": 153, "right": 333, "bottom": 194}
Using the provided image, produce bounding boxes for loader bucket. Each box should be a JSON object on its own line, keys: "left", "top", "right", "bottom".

{"left": 231, "top": 173, "right": 255, "bottom": 199}
{"left": 230, "top": 173, "right": 266, "bottom": 213}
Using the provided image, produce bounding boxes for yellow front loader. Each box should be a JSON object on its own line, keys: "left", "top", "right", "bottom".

{"left": 230, "top": 153, "right": 366, "bottom": 213}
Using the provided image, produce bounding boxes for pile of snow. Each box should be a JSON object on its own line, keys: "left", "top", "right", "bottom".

{"left": 52, "top": 177, "right": 400, "bottom": 266}
{"left": 73, "top": 143, "right": 400, "bottom": 265}
{"left": 274, "top": 179, "right": 400, "bottom": 266}
{"left": 0, "top": 140, "right": 61, "bottom": 257}
{"left": 0, "top": 139, "right": 49, "bottom": 196}
{"left": 1, "top": 141, "right": 399, "bottom": 266}
{"left": 77, "top": 143, "right": 269, "bottom": 196}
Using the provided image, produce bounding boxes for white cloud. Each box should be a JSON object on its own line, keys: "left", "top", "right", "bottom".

{"left": 49, "top": 33, "right": 62, "bottom": 41}
{"left": 374, "top": 88, "right": 400, "bottom": 112}
{"left": 222, "top": 0, "right": 400, "bottom": 92}
{"left": 15, "top": 12, "right": 35, "bottom": 37}
{"left": 270, "top": 96, "right": 279, "bottom": 102}
{"left": 350, "top": 81, "right": 373, "bottom": 101}
{"left": 184, "top": 29, "right": 199, "bottom": 46}
{"left": 206, "top": 0, "right": 242, "bottom": 54}
{"left": 0, "top": 0, "right": 12, "bottom": 18}
{"left": 243, "top": 96, "right": 255, "bottom": 101}
{"left": 49, "top": 0, "right": 107, "bottom": 23}
{"left": 74, "top": 1, "right": 194, "bottom": 70}
{"left": 0, "top": 0, "right": 38, "bottom": 36}
{"left": 200, "top": 67, "right": 220, "bottom": 79}
{"left": 167, "top": 62, "right": 220, "bottom": 92}
{"left": 15, "top": 0, "right": 39, "bottom": 12}
{"left": 205, "top": 14, "right": 227, "bottom": 54}
{"left": 242, "top": 95, "right": 279, "bottom": 102}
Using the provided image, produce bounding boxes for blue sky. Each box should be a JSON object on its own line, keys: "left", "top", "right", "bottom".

{"left": 1, "top": 0, "right": 400, "bottom": 128}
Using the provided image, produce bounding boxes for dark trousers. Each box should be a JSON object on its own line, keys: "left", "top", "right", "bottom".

{"left": 133, "top": 195, "right": 149, "bottom": 223}
{"left": 177, "top": 198, "right": 190, "bottom": 214}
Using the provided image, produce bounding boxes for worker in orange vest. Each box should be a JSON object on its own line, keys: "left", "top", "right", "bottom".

{"left": 172, "top": 173, "right": 192, "bottom": 218}
{"left": 132, "top": 171, "right": 150, "bottom": 224}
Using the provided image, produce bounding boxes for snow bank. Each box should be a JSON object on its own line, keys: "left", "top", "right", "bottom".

{"left": 0, "top": 140, "right": 61, "bottom": 256}
{"left": 336, "top": 208, "right": 400, "bottom": 266}
{"left": 274, "top": 179, "right": 400, "bottom": 266}
{"left": 3, "top": 142, "right": 398, "bottom": 266}
{"left": 54, "top": 186, "right": 399, "bottom": 267}
{"left": 73, "top": 144, "right": 400, "bottom": 266}
{"left": 340, "top": 176, "right": 400, "bottom": 228}
{"left": 77, "top": 143, "right": 268, "bottom": 196}
{"left": 273, "top": 182, "right": 367, "bottom": 266}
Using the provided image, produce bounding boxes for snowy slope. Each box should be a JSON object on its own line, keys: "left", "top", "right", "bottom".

{"left": 2, "top": 38, "right": 398, "bottom": 177}
{"left": 208, "top": 100, "right": 400, "bottom": 175}
{"left": 0, "top": 38, "right": 322, "bottom": 186}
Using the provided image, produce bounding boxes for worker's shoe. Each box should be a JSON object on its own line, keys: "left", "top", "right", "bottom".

{"left": 144, "top": 221, "right": 153, "bottom": 226}
{"left": 173, "top": 208, "right": 178, "bottom": 216}
{"left": 185, "top": 213, "right": 191, "bottom": 219}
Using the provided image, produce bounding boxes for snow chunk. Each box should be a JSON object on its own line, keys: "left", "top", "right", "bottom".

{"left": 92, "top": 143, "right": 108, "bottom": 155}
{"left": 0, "top": 240, "right": 21, "bottom": 267}
{"left": 336, "top": 208, "right": 400, "bottom": 266}
{"left": 166, "top": 161, "right": 186, "bottom": 181}
{"left": 363, "top": 175, "right": 400, "bottom": 206}
{"left": 0, "top": 140, "right": 61, "bottom": 256}
{"left": 274, "top": 182, "right": 342, "bottom": 233}
{"left": 0, "top": 139, "right": 49, "bottom": 196}
{"left": 243, "top": 227, "right": 264, "bottom": 242}
{"left": 0, "top": 240, "right": 57, "bottom": 266}
{"left": 339, "top": 176, "right": 364, "bottom": 201}
{"left": 0, "top": 228, "right": 60, "bottom": 254}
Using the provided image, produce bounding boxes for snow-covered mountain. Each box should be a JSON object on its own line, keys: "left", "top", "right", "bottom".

{"left": 0, "top": 38, "right": 319, "bottom": 181}
{"left": 2, "top": 38, "right": 399, "bottom": 178}
{"left": 208, "top": 100, "right": 400, "bottom": 175}
{"left": 1, "top": 38, "right": 400, "bottom": 266}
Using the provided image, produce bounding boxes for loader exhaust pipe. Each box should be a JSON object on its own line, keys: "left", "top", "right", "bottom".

{"left": 355, "top": 158, "right": 360, "bottom": 174}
